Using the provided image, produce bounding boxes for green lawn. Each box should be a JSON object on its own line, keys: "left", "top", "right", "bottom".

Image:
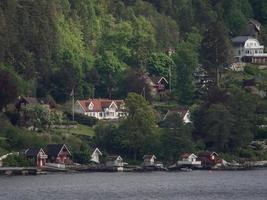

{"left": 51, "top": 124, "right": 95, "bottom": 137}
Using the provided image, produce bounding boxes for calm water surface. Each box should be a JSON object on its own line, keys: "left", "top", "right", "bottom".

{"left": 0, "top": 169, "right": 267, "bottom": 200}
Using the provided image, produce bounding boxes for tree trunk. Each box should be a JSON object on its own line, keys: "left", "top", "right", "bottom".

{"left": 216, "top": 66, "right": 220, "bottom": 88}
{"left": 133, "top": 149, "right": 137, "bottom": 161}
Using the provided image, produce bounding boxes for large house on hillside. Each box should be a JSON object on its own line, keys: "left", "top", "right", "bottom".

{"left": 75, "top": 98, "right": 126, "bottom": 120}
{"left": 232, "top": 36, "right": 267, "bottom": 64}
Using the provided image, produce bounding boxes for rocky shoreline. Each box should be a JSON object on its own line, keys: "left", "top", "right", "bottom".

{"left": 1, "top": 160, "right": 267, "bottom": 176}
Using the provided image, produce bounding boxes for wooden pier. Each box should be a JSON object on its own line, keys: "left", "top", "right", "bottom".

{"left": 0, "top": 167, "right": 39, "bottom": 176}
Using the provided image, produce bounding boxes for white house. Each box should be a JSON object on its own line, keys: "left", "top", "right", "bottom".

{"left": 232, "top": 36, "right": 267, "bottom": 64}
{"left": 143, "top": 155, "right": 156, "bottom": 167}
{"left": 105, "top": 155, "right": 124, "bottom": 167}
{"left": 75, "top": 98, "right": 126, "bottom": 120}
{"left": 90, "top": 148, "right": 102, "bottom": 164}
{"left": 177, "top": 153, "right": 201, "bottom": 166}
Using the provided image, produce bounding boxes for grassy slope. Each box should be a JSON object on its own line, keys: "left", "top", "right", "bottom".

{"left": 51, "top": 124, "right": 95, "bottom": 137}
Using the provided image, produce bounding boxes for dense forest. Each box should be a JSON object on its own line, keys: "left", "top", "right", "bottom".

{"left": 1, "top": 0, "right": 267, "bottom": 101}
{"left": 0, "top": 0, "right": 267, "bottom": 163}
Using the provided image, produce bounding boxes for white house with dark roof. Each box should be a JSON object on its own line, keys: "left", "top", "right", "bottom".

{"left": 75, "top": 98, "right": 126, "bottom": 120}
{"left": 163, "top": 108, "right": 191, "bottom": 124}
{"left": 143, "top": 155, "right": 157, "bottom": 167}
{"left": 105, "top": 155, "right": 124, "bottom": 167}
{"left": 177, "top": 153, "right": 201, "bottom": 166}
{"left": 90, "top": 148, "right": 102, "bottom": 164}
{"left": 232, "top": 36, "right": 267, "bottom": 64}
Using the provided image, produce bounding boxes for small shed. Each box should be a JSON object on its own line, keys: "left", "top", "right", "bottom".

{"left": 150, "top": 76, "right": 169, "bottom": 92}
{"left": 197, "top": 151, "right": 220, "bottom": 167}
{"left": 143, "top": 155, "right": 157, "bottom": 167}
{"left": 106, "top": 155, "right": 124, "bottom": 167}
{"left": 90, "top": 148, "right": 103, "bottom": 164}
{"left": 181, "top": 153, "right": 198, "bottom": 162}
{"left": 25, "top": 148, "right": 48, "bottom": 167}
{"left": 177, "top": 153, "right": 201, "bottom": 167}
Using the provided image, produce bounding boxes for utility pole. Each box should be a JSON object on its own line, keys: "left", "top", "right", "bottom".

{"left": 70, "top": 88, "right": 75, "bottom": 122}
{"left": 141, "top": 87, "right": 146, "bottom": 100}
{"left": 169, "top": 64, "right": 172, "bottom": 93}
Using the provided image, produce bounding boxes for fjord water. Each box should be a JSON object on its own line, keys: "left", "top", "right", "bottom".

{"left": 0, "top": 170, "right": 266, "bottom": 200}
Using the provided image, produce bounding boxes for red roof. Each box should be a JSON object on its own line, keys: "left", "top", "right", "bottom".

{"left": 77, "top": 99, "right": 124, "bottom": 112}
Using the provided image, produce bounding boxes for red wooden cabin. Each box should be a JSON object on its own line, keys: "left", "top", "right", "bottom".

{"left": 46, "top": 144, "right": 72, "bottom": 164}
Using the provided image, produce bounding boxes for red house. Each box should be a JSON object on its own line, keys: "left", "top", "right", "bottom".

{"left": 197, "top": 151, "right": 221, "bottom": 168}
{"left": 46, "top": 144, "right": 72, "bottom": 164}
{"left": 25, "top": 148, "right": 48, "bottom": 167}
{"left": 150, "top": 76, "right": 169, "bottom": 93}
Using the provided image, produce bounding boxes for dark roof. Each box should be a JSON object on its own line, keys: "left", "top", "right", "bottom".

{"left": 232, "top": 36, "right": 254, "bottom": 46}
{"left": 143, "top": 155, "right": 156, "bottom": 160}
{"left": 46, "top": 144, "right": 70, "bottom": 157}
{"left": 106, "top": 155, "right": 122, "bottom": 161}
{"left": 25, "top": 148, "right": 43, "bottom": 157}
{"left": 198, "top": 151, "right": 218, "bottom": 157}
{"left": 23, "top": 97, "right": 39, "bottom": 105}
{"left": 249, "top": 19, "right": 261, "bottom": 30}
{"left": 164, "top": 107, "right": 189, "bottom": 121}
{"left": 181, "top": 153, "right": 193, "bottom": 159}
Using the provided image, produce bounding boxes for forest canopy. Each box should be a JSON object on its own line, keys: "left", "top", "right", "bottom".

{"left": 1, "top": 0, "right": 266, "bottom": 103}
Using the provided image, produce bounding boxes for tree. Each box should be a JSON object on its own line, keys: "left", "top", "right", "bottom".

{"left": 121, "top": 68, "right": 153, "bottom": 101}
{"left": 95, "top": 51, "right": 127, "bottom": 98}
{"left": 250, "top": 0, "right": 267, "bottom": 25}
{"left": 51, "top": 50, "right": 82, "bottom": 102}
{"left": 94, "top": 122, "right": 123, "bottom": 154}
{"left": 220, "top": 0, "right": 250, "bottom": 35}
{"left": 226, "top": 88, "right": 257, "bottom": 150}
{"left": 120, "top": 93, "right": 158, "bottom": 160}
{"left": 130, "top": 16, "right": 156, "bottom": 68}
{"left": 0, "top": 67, "right": 25, "bottom": 110}
{"left": 160, "top": 112, "right": 194, "bottom": 161}
{"left": 202, "top": 103, "right": 235, "bottom": 151}
{"left": 200, "top": 21, "right": 232, "bottom": 88}
{"left": 173, "top": 29, "right": 202, "bottom": 104}
{"left": 147, "top": 52, "right": 175, "bottom": 78}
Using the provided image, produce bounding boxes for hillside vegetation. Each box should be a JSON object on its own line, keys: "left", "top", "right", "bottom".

{"left": 0, "top": 0, "right": 267, "bottom": 162}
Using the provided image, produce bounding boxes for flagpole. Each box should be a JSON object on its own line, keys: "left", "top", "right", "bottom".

{"left": 72, "top": 88, "right": 74, "bottom": 122}
{"left": 169, "top": 64, "right": 172, "bottom": 93}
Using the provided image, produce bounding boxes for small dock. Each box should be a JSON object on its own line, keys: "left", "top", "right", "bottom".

{"left": 0, "top": 167, "right": 39, "bottom": 176}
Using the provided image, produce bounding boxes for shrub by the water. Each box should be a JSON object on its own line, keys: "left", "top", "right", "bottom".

{"left": 3, "top": 154, "right": 34, "bottom": 167}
